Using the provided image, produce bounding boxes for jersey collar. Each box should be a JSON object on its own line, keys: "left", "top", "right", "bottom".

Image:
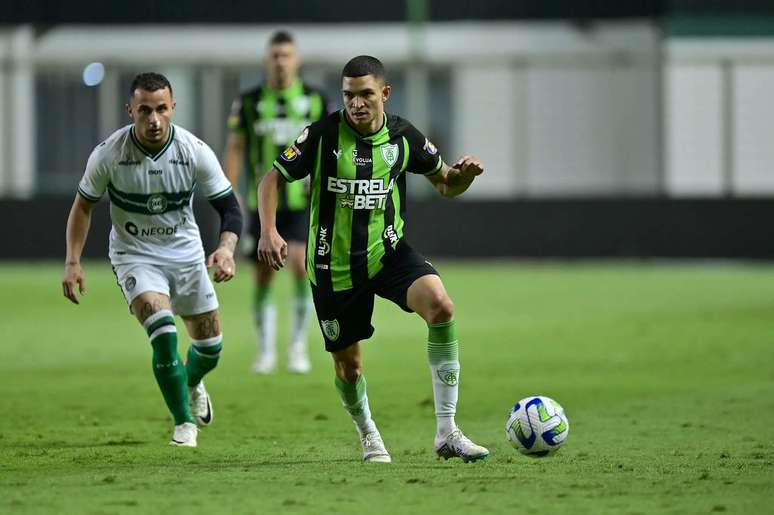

{"left": 267, "top": 78, "right": 303, "bottom": 97}
{"left": 130, "top": 125, "right": 176, "bottom": 161}
{"left": 341, "top": 110, "right": 388, "bottom": 143}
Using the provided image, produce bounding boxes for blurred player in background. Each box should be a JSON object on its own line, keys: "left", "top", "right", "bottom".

{"left": 257, "top": 56, "right": 488, "bottom": 463}
{"left": 224, "top": 30, "right": 329, "bottom": 374}
{"left": 62, "top": 72, "right": 243, "bottom": 447}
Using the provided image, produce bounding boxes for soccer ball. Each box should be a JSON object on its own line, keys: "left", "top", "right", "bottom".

{"left": 505, "top": 395, "right": 569, "bottom": 456}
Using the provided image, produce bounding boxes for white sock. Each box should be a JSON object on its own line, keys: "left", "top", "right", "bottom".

{"left": 289, "top": 295, "right": 312, "bottom": 349}
{"left": 430, "top": 361, "right": 460, "bottom": 437}
{"left": 254, "top": 304, "right": 277, "bottom": 362}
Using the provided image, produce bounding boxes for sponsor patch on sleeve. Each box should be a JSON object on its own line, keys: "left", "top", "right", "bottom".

{"left": 281, "top": 145, "right": 301, "bottom": 162}
{"left": 423, "top": 138, "right": 438, "bottom": 155}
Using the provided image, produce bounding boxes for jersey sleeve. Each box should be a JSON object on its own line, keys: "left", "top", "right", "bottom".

{"left": 272, "top": 124, "right": 321, "bottom": 182}
{"left": 77, "top": 144, "right": 110, "bottom": 202}
{"left": 404, "top": 123, "right": 443, "bottom": 176}
{"left": 193, "top": 140, "right": 233, "bottom": 200}
{"left": 226, "top": 96, "right": 247, "bottom": 133}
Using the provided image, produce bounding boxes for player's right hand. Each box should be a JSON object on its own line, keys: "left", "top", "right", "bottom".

{"left": 257, "top": 229, "right": 288, "bottom": 271}
{"left": 62, "top": 262, "right": 87, "bottom": 305}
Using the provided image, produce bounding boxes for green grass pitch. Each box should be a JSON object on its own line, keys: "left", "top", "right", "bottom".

{"left": 1, "top": 261, "right": 773, "bottom": 514}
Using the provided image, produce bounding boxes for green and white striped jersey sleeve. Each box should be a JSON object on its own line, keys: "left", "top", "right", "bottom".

{"left": 193, "top": 139, "right": 233, "bottom": 201}
{"left": 77, "top": 143, "right": 110, "bottom": 202}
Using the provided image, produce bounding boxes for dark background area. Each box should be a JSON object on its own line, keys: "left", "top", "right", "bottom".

{"left": 2, "top": 0, "right": 774, "bottom": 24}
{"left": 9, "top": 198, "right": 773, "bottom": 260}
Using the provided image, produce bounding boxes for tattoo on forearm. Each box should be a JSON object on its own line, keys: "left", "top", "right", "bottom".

{"left": 218, "top": 232, "right": 238, "bottom": 253}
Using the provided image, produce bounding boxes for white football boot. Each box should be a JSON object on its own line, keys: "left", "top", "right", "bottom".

{"left": 434, "top": 428, "right": 489, "bottom": 462}
{"left": 251, "top": 353, "right": 277, "bottom": 374}
{"left": 169, "top": 422, "right": 198, "bottom": 447}
{"left": 287, "top": 343, "right": 311, "bottom": 374}
{"left": 360, "top": 429, "right": 391, "bottom": 463}
{"left": 188, "top": 381, "right": 213, "bottom": 426}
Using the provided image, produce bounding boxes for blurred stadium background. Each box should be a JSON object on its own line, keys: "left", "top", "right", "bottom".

{"left": 2, "top": 0, "right": 774, "bottom": 260}
{"left": 3, "top": 3, "right": 774, "bottom": 514}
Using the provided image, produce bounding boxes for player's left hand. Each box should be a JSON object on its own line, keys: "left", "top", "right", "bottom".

{"left": 208, "top": 247, "right": 236, "bottom": 283}
{"left": 454, "top": 155, "right": 484, "bottom": 178}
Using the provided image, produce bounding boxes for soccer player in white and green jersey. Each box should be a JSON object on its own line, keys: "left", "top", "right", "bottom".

{"left": 257, "top": 56, "right": 488, "bottom": 462}
{"left": 62, "top": 73, "right": 243, "bottom": 447}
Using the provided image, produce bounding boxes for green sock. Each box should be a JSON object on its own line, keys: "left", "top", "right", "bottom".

{"left": 144, "top": 310, "right": 194, "bottom": 425}
{"left": 253, "top": 284, "right": 276, "bottom": 358}
{"left": 186, "top": 335, "right": 223, "bottom": 387}
{"left": 290, "top": 277, "right": 311, "bottom": 345}
{"left": 427, "top": 320, "right": 460, "bottom": 436}
{"left": 335, "top": 375, "right": 376, "bottom": 436}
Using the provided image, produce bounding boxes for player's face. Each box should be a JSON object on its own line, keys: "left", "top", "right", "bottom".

{"left": 342, "top": 75, "right": 390, "bottom": 132}
{"left": 126, "top": 87, "right": 175, "bottom": 149}
{"left": 266, "top": 42, "right": 300, "bottom": 87}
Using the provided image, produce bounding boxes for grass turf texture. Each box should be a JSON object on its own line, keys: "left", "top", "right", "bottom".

{"left": 1, "top": 261, "right": 773, "bottom": 515}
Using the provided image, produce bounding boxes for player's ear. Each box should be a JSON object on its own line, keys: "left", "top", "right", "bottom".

{"left": 125, "top": 103, "right": 133, "bottom": 120}
{"left": 382, "top": 84, "right": 391, "bottom": 103}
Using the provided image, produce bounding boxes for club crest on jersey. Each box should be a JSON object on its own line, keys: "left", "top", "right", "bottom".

{"left": 281, "top": 145, "right": 300, "bottom": 162}
{"left": 423, "top": 138, "right": 438, "bottom": 155}
{"left": 321, "top": 319, "right": 340, "bottom": 341}
{"left": 147, "top": 194, "right": 168, "bottom": 213}
{"left": 380, "top": 144, "right": 399, "bottom": 168}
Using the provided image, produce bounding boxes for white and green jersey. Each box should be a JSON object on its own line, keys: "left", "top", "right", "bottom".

{"left": 77, "top": 124, "right": 232, "bottom": 266}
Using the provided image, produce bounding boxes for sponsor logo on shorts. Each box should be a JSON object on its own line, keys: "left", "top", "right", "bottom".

{"left": 436, "top": 363, "right": 459, "bottom": 386}
{"left": 125, "top": 276, "right": 136, "bottom": 291}
{"left": 321, "top": 319, "right": 340, "bottom": 341}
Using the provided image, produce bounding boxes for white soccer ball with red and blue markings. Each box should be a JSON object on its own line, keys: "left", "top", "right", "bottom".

{"left": 505, "top": 395, "right": 569, "bottom": 456}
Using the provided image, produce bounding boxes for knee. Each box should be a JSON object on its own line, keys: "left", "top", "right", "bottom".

{"left": 425, "top": 293, "right": 454, "bottom": 324}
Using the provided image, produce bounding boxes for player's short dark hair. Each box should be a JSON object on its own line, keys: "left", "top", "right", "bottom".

{"left": 342, "top": 55, "right": 386, "bottom": 81}
{"left": 129, "top": 72, "right": 173, "bottom": 98}
{"left": 268, "top": 30, "right": 294, "bottom": 46}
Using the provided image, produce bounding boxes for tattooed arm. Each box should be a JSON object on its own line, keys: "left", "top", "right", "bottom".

{"left": 208, "top": 231, "right": 238, "bottom": 283}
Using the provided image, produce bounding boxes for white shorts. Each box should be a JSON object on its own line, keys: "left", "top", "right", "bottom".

{"left": 112, "top": 261, "right": 219, "bottom": 316}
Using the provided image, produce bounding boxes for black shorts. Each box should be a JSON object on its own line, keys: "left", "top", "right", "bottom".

{"left": 248, "top": 210, "right": 308, "bottom": 257}
{"left": 311, "top": 241, "right": 438, "bottom": 353}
